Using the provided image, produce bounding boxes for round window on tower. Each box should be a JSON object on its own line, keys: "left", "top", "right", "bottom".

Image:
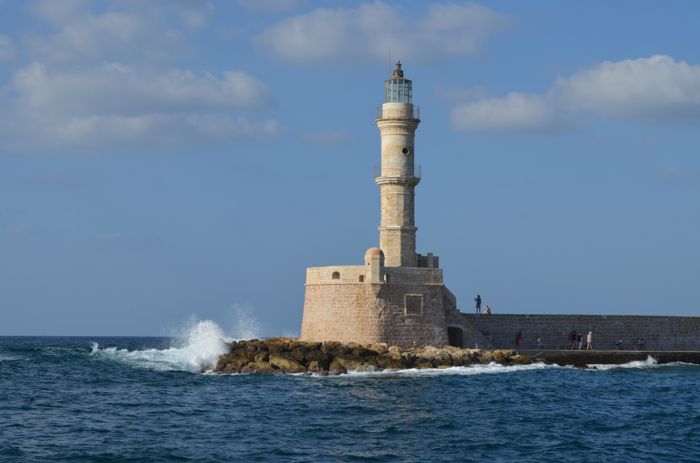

{"left": 402, "top": 147, "right": 409, "bottom": 155}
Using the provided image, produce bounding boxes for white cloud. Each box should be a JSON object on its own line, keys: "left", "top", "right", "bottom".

{"left": 451, "top": 55, "right": 700, "bottom": 133}
{"left": 451, "top": 92, "right": 568, "bottom": 133}
{"left": 13, "top": 63, "right": 271, "bottom": 113}
{"left": 255, "top": 2, "right": 506, "bottom": 63}
{"left": 1, "top": 63, "right": 277, "bottom": 150}
{"left": 1, "top": 1, "right": 279, "bottom": 151}
{"left": 0, "top": 35, "right": 15, "bottom": 61}
{"left": 558, "top": 55, "right": 700, "bottom": 121}
{"left": 29, "top": 0, "right": 186, "bottom": 64}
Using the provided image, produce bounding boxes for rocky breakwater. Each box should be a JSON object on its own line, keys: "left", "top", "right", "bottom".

{"left": 214, "top": 338, "right": 531, "bottom": 375}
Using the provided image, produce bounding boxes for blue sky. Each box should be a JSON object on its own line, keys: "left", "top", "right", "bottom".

{"left": 1, "top": 0, "right": 698, "bottom": 336}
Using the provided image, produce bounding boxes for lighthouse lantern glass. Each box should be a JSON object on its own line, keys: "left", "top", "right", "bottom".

{"left": 384, "top": 78, "right": 412, "bottom": 104}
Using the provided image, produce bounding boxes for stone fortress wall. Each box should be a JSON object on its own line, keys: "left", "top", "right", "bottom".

{"left": 301, "top": 249, "right": 458, "bottom": 348}
{"left": 454, "top": 314, "right": 700, "bottom": 351}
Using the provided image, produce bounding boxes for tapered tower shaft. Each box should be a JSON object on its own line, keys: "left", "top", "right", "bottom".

{"left": 375, "top": 61, "right": 420, "bottom": 267}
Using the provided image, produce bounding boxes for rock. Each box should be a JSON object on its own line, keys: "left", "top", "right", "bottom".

{"left": 269, "top": 352, "right": 305, "bottom": 373}
{"left": 307, "top": 360, "right": 322, "bottom": 372}
{"left": 290, "top": 346, "right": 306, "bottom": 363}
{"left": 414, "top": 357, "right": 433, "bottom": 369}
{"left": 449, "top": 350, "right": 471, "bottom": 366}
{"left": 300, "top": 341, "right": 322, "bottom": 351}
{"left": 510, "top": 354, "right": 530, "bottom": 365}
{"left": 420, "top": 346, "right": 453, "bottom": 366}
{"left": 213, "top": 338, "right": 519, "bottom": 375}
{"left": 252, "top": 361, "right": 275, "bottom": 374}
{"left": 334, "top": 354, "right": 373, "bottom": 372}
{"left": 328, "top": 360, "right": 347, "bottom": 375}
{"left": 376, "top": 353, "right": 404, "bottom": 369}
{"left": 369, "top": 343, "right": 389, "bottom": 354}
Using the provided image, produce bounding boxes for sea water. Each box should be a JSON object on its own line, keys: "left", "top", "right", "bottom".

{"left": 1, "top": 321, "right": 700, "bottom": 462}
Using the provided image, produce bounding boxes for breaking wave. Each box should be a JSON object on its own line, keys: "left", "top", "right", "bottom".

{"left": 587, "top": 356, "right": 699, "bottom": 371}
{"left": 90, "top": 309, "right": 260, "bottom": 372}
{"left": 340, "top": 362, "right": 558, "bottom": 377}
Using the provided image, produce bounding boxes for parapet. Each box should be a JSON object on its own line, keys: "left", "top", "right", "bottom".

{"left": 416, "top": 253, "right": 439, "bottom": 268}
{"left": 306, "top": 266, "right": 368, "bottom": 285}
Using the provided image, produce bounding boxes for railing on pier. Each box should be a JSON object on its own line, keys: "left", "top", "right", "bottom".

{"left": 375, "top": 106, "right": 420, "bottom": 121}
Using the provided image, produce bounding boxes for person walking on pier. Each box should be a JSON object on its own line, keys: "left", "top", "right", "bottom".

{"left": 586, "top": 331, "right": 593, "bottom": 350}
{"left": 637, "top": 337, "right": 645, "bottom": 350}
{"left": 475, "top": 294, "right": 482, "bottom": 315}
{"left": 577, "top": 332, "right": 583, "bottom": 350}
{"left": 515, "top": 330, "right": 524, "bottom": 347}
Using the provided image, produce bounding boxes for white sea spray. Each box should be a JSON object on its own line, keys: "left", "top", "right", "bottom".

{"left": 90, "top": 308, "right": 261, "bottom": 372}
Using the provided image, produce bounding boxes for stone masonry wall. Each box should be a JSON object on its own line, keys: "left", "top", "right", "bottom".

{"left": 300, "top": 278, "right": 453, "bottom": 348}
{"left": 457, "top": 314, "right": 700, "bottom": 351}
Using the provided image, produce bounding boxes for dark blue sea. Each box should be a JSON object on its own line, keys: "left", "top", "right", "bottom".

{"left": 2, "top": 325, "right": 700, "bottom": 462}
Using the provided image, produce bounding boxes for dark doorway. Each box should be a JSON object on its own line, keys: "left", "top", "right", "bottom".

{"left": 447, "top": 327, "right": 464, "bottom": 348}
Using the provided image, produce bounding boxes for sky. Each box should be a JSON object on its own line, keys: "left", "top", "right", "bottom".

{"left": 1, "top": 0, "right": 699, "bottom": 336}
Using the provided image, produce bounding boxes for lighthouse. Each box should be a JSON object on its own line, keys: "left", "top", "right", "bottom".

{"left": 375, "top": 61, "right": 421, "bottom": 267}
{"left": 300, "top": 62, "right": 461, "bottom": 348}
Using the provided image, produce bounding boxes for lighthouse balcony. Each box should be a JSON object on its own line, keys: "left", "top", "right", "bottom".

{"left": 374, "top": 164, "right": 421, "bottom": 180}
{"left": 376, "top": 105, "right": 420, "bottom": 121}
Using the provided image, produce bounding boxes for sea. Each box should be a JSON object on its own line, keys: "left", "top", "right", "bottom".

{"left": 2, "top": 320, "right": 700, "bottom": 463}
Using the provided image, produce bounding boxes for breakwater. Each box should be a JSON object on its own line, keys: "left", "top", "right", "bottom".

{"left": 214, "top": 338, "right": 529, "bottom": 374}
{"left": 520, "top": 350, "right": 700, "bottom": 368}
{"left": 454, "top": 314, "right": 700, "bottom": 350}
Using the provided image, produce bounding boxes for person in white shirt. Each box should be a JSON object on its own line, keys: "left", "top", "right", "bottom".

{"left": 586, "top": 331, "right": 593, "bottom": 350}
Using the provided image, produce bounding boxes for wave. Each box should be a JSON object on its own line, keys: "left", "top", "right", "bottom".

{"left": 586, "top": 356, "right": 699, "bottom": 371}
{"left": 90, "top": 315, "right": 257, "bottom": 373}
{"left": 0, "top": 355, "right": 22, "bottom": 362}
{"left": 341, "top": 362, "right": 558, "bottom": 377}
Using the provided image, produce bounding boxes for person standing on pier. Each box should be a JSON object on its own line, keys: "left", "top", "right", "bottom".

{"left": 586, "top": 331, "right": 593, "bottom": 350}
{"left": 577, "top": 332, "right": 583, "bottom": 350}
{"left": 475, "top": 294, "right": 482, "bottom": 315}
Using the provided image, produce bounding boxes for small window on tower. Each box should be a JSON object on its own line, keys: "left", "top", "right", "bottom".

{"left": 332, "top": 272, "right": 340, "bottom": 280}
{"left": 405, "top": 294, "right": 423, "bottom": 315}
{"left": 402, "top": 147, "right": 409, "bottom": 154}
{"left": 359, "top": 275, "right": 365, "bottom": 282}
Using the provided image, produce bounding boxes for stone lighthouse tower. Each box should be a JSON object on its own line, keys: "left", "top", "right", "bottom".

{"left": 300, "top": 62, "right": 462, "bottom": 348}
{"left": 376, "top": 61, "right": 420, "bottom": 267}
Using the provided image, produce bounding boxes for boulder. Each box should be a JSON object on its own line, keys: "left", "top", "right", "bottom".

{"left": 420, "top": 346, "right": 453, "bottom": 367}
{"left": 510, "top": 354, "right": 530, "bottom": 365}
{"left": 414, "top": 357, "right": 434, "bottom": 369}
{"left": 328, "top": 360, "right": 347, "bottom": 375}
{"left": 269, "top": 352, "right": 305, "bottom": 373}
{"left": 376, "top": 353, "right": 404, "bottom": 369}
{"left": 369, "top": 343, "right": 389, "bottom": 354}
{"left": 334, "top": 354, "right": 374, "bottom": 372}
{"left": 307, "top": 360, "right": 322, "bottom": 372}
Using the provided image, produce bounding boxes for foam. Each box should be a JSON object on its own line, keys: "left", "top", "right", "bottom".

{"left": 342, "top": 362, "right": 558, "bottom": 377}
{"left": 586, "top": 356, "right": 699, "bottom": 370}
{"left": 90, "top": 315, "right": 258, "bottom": 373}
